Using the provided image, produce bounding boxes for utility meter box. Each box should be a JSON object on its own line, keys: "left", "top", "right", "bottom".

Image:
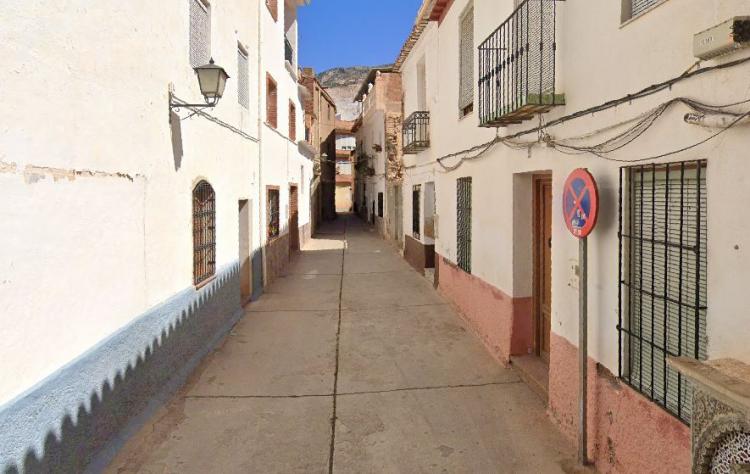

{"left": 693, "top": 17, "right": 750, "bottom": 60}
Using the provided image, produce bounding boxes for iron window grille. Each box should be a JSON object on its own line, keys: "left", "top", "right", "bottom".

{"left": 403, "top": 111, "right": 431, "bottom": 154}
{"left": 237, "top": 46, "right": 249, "bottom": 109}
{"left": 189, "top": 0, "right": 211, "bottom": 68}
{"left": 285, "top": 37, "right": 294, "bottom": 64}
{"left": 413, "top": 185, "right": 421, "bottom": 239}
{"left": 267, "top": 188, "right": 280, "bottom": 239}
{"left": 618, "top": 160, "right": 707, "bottom": 425}
{"left": 193, "top": 180, "right": 216, "bottom": 285}
{"left": 457, "top": 177, "right": 472, "bottom": 273}
{"left": 478, "top": 0, "right": 564, "bottom": 127}
{"left": 378, "top": 192, "right": 384, "bottom": 218}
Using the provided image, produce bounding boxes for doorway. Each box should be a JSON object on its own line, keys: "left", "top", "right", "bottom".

{"left": 533, "top": 175, "right": 552, "bottom": 363}
{"left": 289, "top": 185, "right": 299, "bottom": 253}
{"left": 238, "top": 200, "right": 252, "bottom": 304}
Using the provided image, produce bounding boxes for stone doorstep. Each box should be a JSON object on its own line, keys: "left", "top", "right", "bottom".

{"left": 511, "top": 354, "right": 550, "bottom": 406}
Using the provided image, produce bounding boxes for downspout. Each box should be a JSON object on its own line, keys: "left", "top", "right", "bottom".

{"left": 257, "top": 0, "right": 266, "bottom": 287}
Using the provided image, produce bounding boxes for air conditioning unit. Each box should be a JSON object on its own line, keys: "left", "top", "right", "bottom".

{"left": 693, "top": 17, "right": 750, "bottom": 60}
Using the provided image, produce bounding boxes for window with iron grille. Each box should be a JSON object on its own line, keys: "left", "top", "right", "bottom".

{"left": 193, "top": 180, "right": 216, "bottom": 285}
{"left": 412, "top": 185, "right": 421, "bottom": 239}
{"left": 622, "top": 0, "right": 663, "bottom": 22}
{"left": 189, "top": 0, "right": 211, "bottom": 68}
{"left": 267, "top": 187, "right": 280, "bottom": 239}
{"left": 378, "top": 192, "right": 384, "bottom": 218}
{"left": 237, "top": 45, "right": 249, "bottom": 109}
{"left": 289, "top": 101, "right": 296, "bottom": 141}
{"left": 618, "top": 160, "right": 707, "bottom": 424}
{"left": 458, "top": 4, "right": 474, "bottom": 117}
{"left": 457, "top": 177, "right": 472, "bottom": 273}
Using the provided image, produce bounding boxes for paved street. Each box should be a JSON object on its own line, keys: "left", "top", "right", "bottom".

{"left": 107, "top": 215, "right": 579, "bottom": 473}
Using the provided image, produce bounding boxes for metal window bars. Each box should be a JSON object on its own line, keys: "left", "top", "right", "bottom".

{"left": 618, "top": 160, "right": 708, "bottom": 425}
{"left": 285, "top": 37, "right": 294, "bottom": 64}
{"left": 378, "top": 192, "right": 384, "bottom": 218}
{"left": 457, "top": 177, "right": 472, "bottom": 273}
{"left": 478, "top": 0, "right": 564, "bottom": 127}
{"left": 193, "top": 180, "right": 216, "bottom": 285}
{"left": 413, "top": 185, "right": 421, "bottom": 239}
{"left": 267, "top": 188, "right": 280, "bottom": 239}
{"left": 403, "top": 111, "right": 431, "bottom": 154}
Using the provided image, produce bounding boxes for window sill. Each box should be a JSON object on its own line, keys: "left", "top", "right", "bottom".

{"left": 194, "top": 275, "right": 216, "bottom": 291}
{"left": 620, "top": 0, "right": 671, "bottom": 28}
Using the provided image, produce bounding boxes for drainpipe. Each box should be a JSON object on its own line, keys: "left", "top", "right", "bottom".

{"left": 257, "top": 0, "right": 266, "bottom": 286}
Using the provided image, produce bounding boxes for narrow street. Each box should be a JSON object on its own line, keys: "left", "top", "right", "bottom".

{"left": 107, "top": 215, "right": 578, "bottom": 473}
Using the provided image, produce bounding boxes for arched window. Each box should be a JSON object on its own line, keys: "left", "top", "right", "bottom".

{"left": 193, "top": 180, "right": 216, "bottom": 285}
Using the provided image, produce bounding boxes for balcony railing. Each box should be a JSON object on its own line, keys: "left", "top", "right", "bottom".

{"left": 285, "top": 37, "right": 294, "bottom": 64}
{"left": 478, "top": 0, "right": 564, "bottom": 127}
{"left": 402, "top": 111, "right": 430, "bottom": 154}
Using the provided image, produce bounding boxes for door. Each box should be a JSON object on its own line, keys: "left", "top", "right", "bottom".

{"left": 238, "top": 200, "right": 252, "bottom": 304}
{"left": 289, "top": 185, "right": 299, "bottom": 252}
{"left": 533, "top": 175, "right": 553, "bottom": 363}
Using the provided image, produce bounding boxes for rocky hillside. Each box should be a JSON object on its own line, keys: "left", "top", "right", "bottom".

{"left": 318, "top": 65, "right": 391, "bottom": 121}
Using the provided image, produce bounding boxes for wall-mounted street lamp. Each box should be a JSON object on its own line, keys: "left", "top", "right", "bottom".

{"left": 170, "top": 58, "right": 229, "bottom": 110}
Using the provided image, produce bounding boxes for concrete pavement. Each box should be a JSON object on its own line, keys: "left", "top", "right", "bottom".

{"left": 106, "top": 215, "right": 580, "bottom": 473}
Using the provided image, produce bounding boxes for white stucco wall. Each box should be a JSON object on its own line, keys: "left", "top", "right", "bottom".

{"left": 401, "top": 0, "right": 750, "bottom": 372}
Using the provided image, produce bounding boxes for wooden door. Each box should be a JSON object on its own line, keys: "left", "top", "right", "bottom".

{"left": 289, "top": 185, "right": 299, "bottom": 252}
{"left": 534, "top": 176, "right": 553, "bottom": 363}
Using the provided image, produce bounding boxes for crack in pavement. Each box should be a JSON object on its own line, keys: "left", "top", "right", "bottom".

{"left": 328, "top": 217, "right": 347, "bottom": 474}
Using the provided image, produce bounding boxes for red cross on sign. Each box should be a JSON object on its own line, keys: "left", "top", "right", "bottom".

{"left": 562, "top": 169, "right": 599, "bottom": 238}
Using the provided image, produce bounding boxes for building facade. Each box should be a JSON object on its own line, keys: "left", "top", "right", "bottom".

{"left": 353, "top": 68, "right": 404, "bottom": 240}
{"left": 395, "top": 0, "right": 750, "bottom": 472}
{"left": 0, "top": 0, "right": 311, "bottom": 471}
{"left": 335, "top": 120, "right": 356, "bottom": 213}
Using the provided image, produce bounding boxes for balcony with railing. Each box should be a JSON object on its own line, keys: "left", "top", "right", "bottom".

{"left": 403, "top": 111, "right": 430, "bottom": 154}
{"left": 478, "top": 0, "right": 564, "bottom": 127}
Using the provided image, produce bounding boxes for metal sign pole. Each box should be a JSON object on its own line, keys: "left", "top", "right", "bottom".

{"left": 578, "top": 236, "right": 588, "bottom": 466}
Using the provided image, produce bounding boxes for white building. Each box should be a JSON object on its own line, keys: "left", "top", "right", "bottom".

{"left": 395, "top": 0, "right": 750, "bottom": 472}
{"left": 0, "top": 0, "right": 311, "bottom": 471}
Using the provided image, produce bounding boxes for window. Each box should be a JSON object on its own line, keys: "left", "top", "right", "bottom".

{"left": 189, "top": 0, "right": 211, "bottom": 68}
{"left": 618, "top": 160, "right": 707, "bottom": 424}
{"left": 289, "top": 101, "right": 296, "bottom": 141}
{"left": 267, "top": 187, "right": 280, "bottom": 239}
{"left": 457, "top": 177, "right": 472, "bottom": 273}
{"left": 412, "top": 185, "right": 421, "bottom": 239}
{"left": 378, "top": 192, "right": 384, "bottom": 218}
{"left": 237, "top": 44, "right": 249, "bottom": 109}
{"left": 458, "top": 4, "right": 474, "bottom": 117}
{"left": 266, "top": 0, "right": 278, "bottom": 22}
{"left": 266, "top": 74, "right": 277, "bottom": 129}
{"left": 193, "top": 180, "right": 216, "bottom": 285}
{"left": 622, "top": 0, "right": 664, "bottom": 22}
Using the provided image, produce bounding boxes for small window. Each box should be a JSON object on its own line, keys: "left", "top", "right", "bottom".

{"left": 289, "top": 101, "right": 297, "bottom": 142}
{"left": 266, "top": 74, "right": 277, "bottom": 129}
{"left": 618, "top": 160, "right": 707, "bottom": 424}
{"left": 267, "top": 187, "right": 280, "bottom": 239}
{"left": 378, "top": 192, "right": 384, "bottom": 218}
{"left": 266, "top": 0, "right": 278, "bottom": 22}
{"left": 412, "top": 185, "right": 421, "bottom": 239}
{"left": 622, "top": 0, "right": 664, "bottom": 22}
{"left": 193, "top": 180, "right": 216, "bottom": 285}
{"left": 237, "top": 44, "right": 249, "bottom": 109}
{"left": 457, "top": 177, "right": 472, "bottom": 273}
{"left": 458, "top": 4, "right": 474, "bottom": 117}
{"left": 189, "top": 0, "right": 211, "bottom": 68}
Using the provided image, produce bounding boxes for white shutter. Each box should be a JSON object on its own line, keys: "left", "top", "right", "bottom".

{"left": 189, "top": 0, "right": 210, "bottom": 67}
{"left": 458, "top": 6, "right": 474, "bottom": 112}
{"left": 237, "top": 47, "right": 249, "bottom": 109}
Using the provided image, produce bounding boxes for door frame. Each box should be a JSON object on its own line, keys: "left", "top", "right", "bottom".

{"left": 532, "top": 174, "right": 552, "bottom": 362}
{"left": 289, "top": 184, "right": 299, "bottom": 253}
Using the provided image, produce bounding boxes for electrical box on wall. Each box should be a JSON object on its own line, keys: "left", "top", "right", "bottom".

{"left": 693, "top": 17, "right": 750, "bottom": 60}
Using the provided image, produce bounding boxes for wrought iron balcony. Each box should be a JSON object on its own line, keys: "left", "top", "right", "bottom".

{"left": 285, "top": 38, "right": 294, "bottom": 64}
{"left": 403, "top": 111, "right": 430, "bottom": 154}
{"left": 478, "top": 0, "right": 564, "bottom": 127}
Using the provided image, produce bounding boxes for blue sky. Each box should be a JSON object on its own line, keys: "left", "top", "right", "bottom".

{"left": 298, "top": 0, "right": 422, "bottom": 73}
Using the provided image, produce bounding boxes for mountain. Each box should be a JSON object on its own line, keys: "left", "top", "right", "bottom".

{"left": 317, "top": 65, "right": 391, "bottom": 121}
